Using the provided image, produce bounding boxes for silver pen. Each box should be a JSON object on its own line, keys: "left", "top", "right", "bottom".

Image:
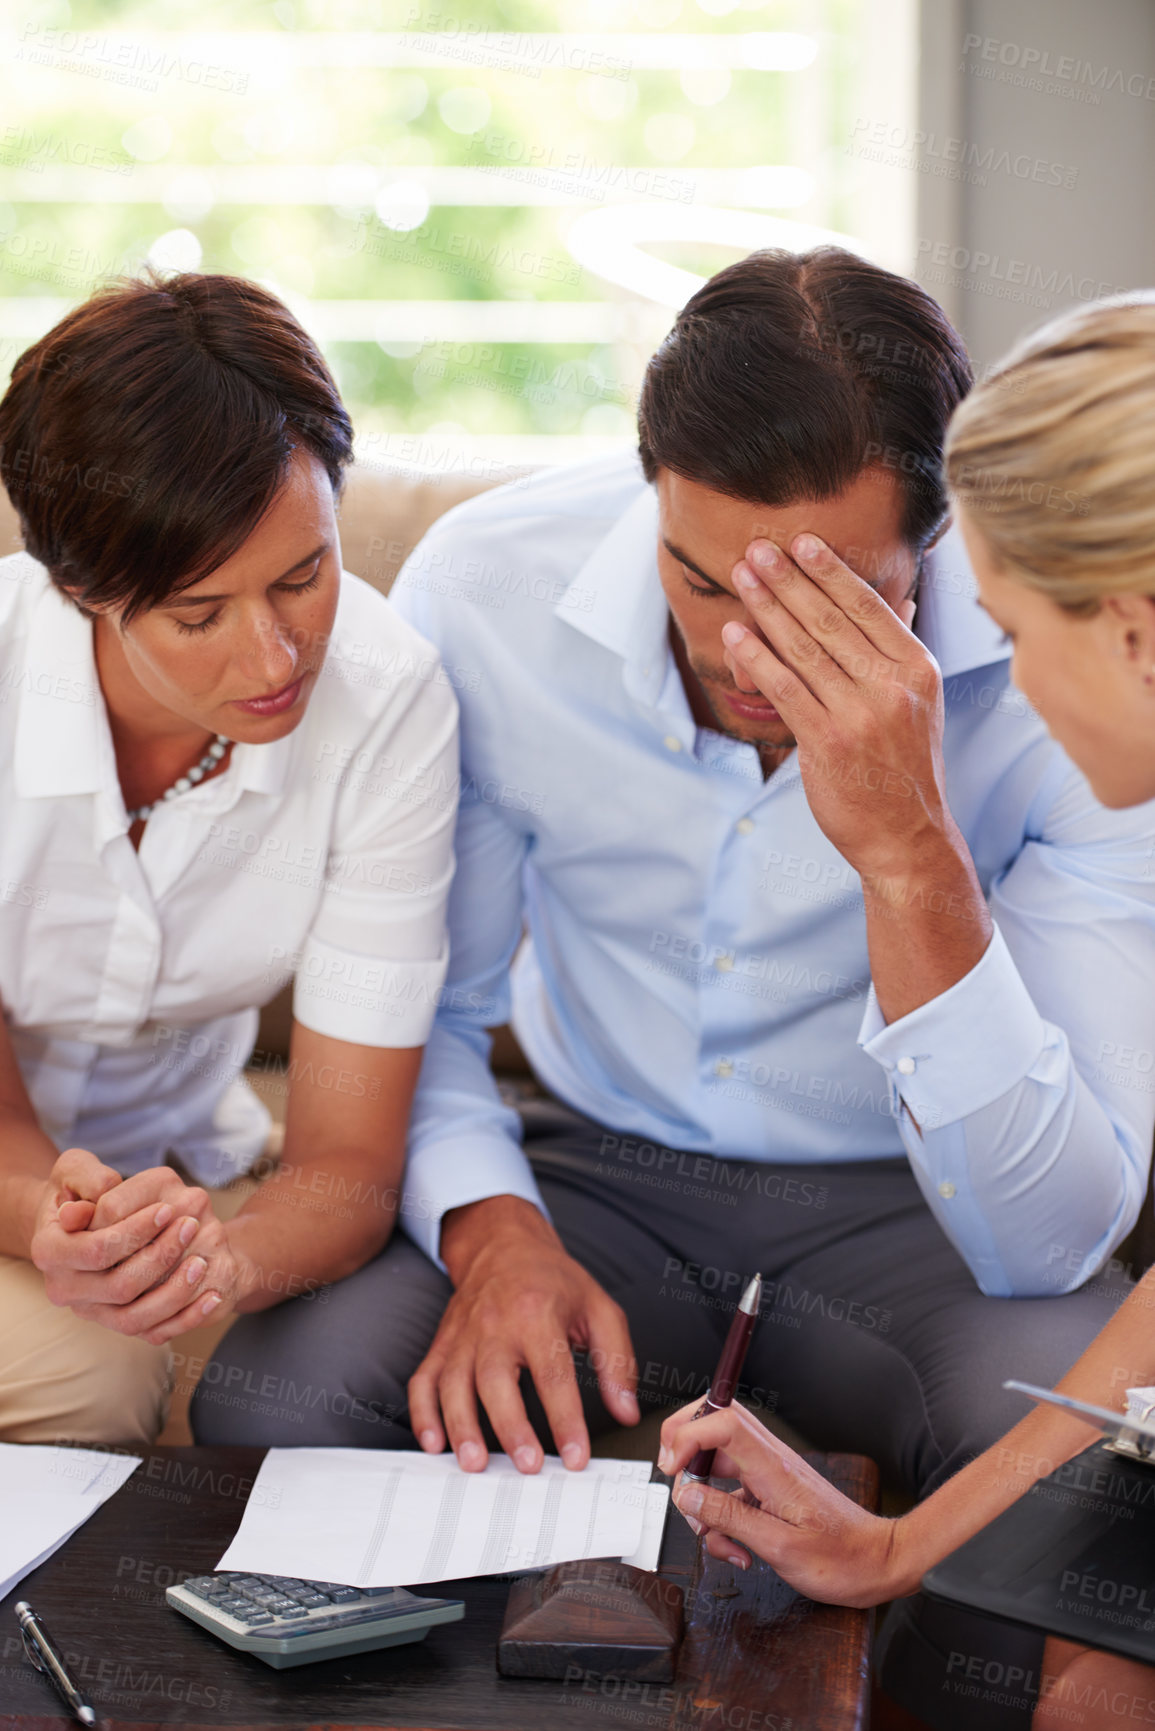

{"left": 15, "top": 1600, "right": 97, "bottom": 1727}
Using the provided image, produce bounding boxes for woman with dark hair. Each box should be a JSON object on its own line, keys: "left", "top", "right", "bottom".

{"left": 0, "top": 271, "right": 457, "bottom": 1445}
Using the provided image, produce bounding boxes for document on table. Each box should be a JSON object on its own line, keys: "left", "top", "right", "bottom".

{"left": 0, "top": 1444, "right": 140, "bottom": 1600}
{"left": 218, "top": 1449, "right": 669, "bottom": 1587}
{"left": 620, "top": 1482, "right": 670, "bottom": 1572}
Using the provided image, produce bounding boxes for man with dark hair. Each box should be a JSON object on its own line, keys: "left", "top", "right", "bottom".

{"left": 196, "top": 249, "right": 1155, "bottom": 1721}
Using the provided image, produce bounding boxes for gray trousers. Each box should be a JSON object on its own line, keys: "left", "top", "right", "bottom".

{"left": 191, "top": 1100, "right": 1131, "bottom": 1725}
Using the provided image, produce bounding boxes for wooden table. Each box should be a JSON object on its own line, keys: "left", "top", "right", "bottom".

{"left": 0, "top": 1447, "right": 877, "bottom": 1731}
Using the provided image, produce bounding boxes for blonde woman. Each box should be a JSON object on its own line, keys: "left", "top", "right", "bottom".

{"left": 659, "top": 296, "right": 1155, "bottom": 1729}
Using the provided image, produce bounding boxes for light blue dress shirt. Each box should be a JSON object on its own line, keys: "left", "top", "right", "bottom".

{"left": 390, "top": 454, "right": 1155, "bottom": 1297}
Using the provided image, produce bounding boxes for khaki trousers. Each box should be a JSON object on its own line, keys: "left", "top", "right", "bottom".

{"left": 0, "top": 1254, "right": 171, "bottom": 1445}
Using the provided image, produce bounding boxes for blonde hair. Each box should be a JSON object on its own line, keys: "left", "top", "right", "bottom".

{"left": 945, "top": 295, "right": 1155, "bottom": 611}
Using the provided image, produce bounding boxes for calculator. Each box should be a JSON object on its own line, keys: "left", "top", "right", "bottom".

{"left": 167, "top": 1572, "right": 464, "bottom": 1669}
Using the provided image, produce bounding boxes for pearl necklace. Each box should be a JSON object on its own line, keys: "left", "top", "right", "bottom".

{"left": 126, "top": 734, "right": 231, "bottom": 825}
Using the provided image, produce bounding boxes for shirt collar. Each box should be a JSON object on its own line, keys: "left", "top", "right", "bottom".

{"left": 14, "top": 568, "right": 294, "bottom": 807}
{"left": 558, "top": 487, "right": 670, "bottom": 707}
{"left": 14, "top": 579, "right": 108, "bottom": 800}
{"left": 557, "top": 483, "right": 1010, "bottom": 696}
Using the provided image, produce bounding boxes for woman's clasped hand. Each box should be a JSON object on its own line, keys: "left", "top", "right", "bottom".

{"left": 29, "top": 1149, "right": 241, "bottom": 1341}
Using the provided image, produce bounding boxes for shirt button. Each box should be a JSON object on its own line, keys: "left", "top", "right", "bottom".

{"left": 714, "top": 954, "right": 734, "bottom": 972}
{"left": 896, "top": 1057, "right": 916, "bottom": 1076}
{"left": 663, "top": 734, "right": 682, "bottom": 753}
{"left": 736, "top": 818, "right": 755, "bottom": 835}
{"left": 938, "top": 1181, "right": 957, "bottom": 1200}
{"left": 714, "top": 1059, "right": 734, "bottom": 1078}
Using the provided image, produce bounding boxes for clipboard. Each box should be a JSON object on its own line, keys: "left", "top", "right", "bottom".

{"left": 923, "top": 1383, "right": 1155, "bottom": 1664}
{"left": 1003, "top": 1379, "right": 1155, "bottom": 1464}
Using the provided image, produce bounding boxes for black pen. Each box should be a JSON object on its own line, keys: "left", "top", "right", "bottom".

{"left": 15, "top": 1601, "right": 97, "bottom": 1727}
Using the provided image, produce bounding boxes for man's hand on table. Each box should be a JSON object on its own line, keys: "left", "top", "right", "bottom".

{"left": 29, "top": 1148, "right": 237, "bottom": 1343}
{"left": 409, "top": 1194, "right": 640, "bottom": 1473}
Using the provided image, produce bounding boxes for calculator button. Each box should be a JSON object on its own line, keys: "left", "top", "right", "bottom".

{"left": 242, "top": 1612, "right": 275, "bottom": 1625}
{"left": 328, "top": 1588, "right": 359, "bottom": 1602}
{"left": 299, "top": 1594, "right": 330, "bottom": 1608}
{"left": 360, "top": 1587, "right": 398, "bottom": 1597}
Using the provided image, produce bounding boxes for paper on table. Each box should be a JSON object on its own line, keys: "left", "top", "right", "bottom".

{"left": 218, "top": 1449, "right": 656, "bottom": 1587}
{"left": 513, "top": 1480, "right": 669, "bottom": 1574}
{"left": 0, "top": 1444, "right": 140, "bottom": 1601}
{"left": 619, "top": 1482, "right": 670, "bottom": 1573}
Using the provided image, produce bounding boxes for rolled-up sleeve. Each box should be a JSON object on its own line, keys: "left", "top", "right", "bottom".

{"left": 860, "top": 927, "right": 1048, "bottom": 1132}
{"left": 859, "top": 762, "right": 1155, "bottom": 1296}
{"left": 293, "top": 659, "right": 459, "bottom": 1049}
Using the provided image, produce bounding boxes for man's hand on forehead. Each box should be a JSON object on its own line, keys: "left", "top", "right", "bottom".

{"left": 719, "top": 531, "right": 939, "bottom": 884}
{"left": 745, "top": 531, "right": 915, "bottom": 607}
{"left": 721, "top": 533, "right": 918, "bottom": 690}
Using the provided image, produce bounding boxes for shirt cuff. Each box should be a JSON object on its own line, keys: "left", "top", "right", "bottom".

{"left": 400, "top": 1134, "right": 549, "bottom": 1268}
{"left": 293, "top": 934, "right": 449, "bottom": 1048}
{"left": 858, "top": 926, "right": 1050, "bottom": 1131}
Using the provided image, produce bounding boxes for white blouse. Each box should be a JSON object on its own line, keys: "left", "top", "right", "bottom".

{"left": 0, "top": 554, "right": 458, "bottom": 1186}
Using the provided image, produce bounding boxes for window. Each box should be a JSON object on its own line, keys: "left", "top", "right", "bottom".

{"left": 1, "top": 0, "right": 917, "bottom": 471}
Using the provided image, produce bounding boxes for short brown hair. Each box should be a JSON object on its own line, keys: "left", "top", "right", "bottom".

{"left": 637, "top": 247, "right": 973, "bottom": 552}
{"left": 0, "top": 270, "right": 353, "bottom": 620}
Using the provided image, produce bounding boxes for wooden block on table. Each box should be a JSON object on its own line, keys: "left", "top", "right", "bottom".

{"left": 498, "top": 1557, "right": 685, "bottom": 1681}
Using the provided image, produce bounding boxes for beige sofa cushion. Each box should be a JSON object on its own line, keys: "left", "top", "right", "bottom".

{"left": 337, "top": 465, "right": 525, "bottom": 595}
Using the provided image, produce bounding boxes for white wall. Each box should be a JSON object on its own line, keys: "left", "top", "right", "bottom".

{"left": 915, "top": 0, "right": 1155, "bottom": 370}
